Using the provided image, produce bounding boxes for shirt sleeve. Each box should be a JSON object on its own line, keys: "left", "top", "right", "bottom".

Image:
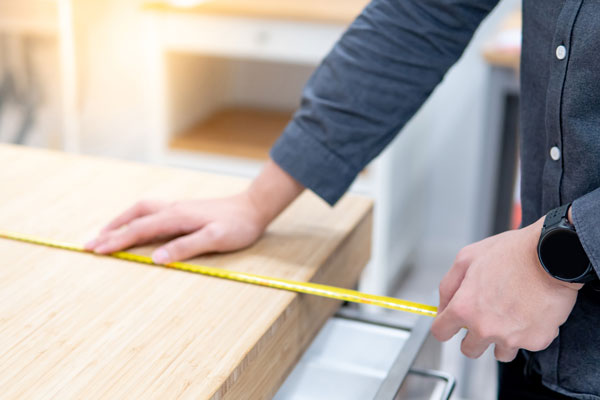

{"left": 571, "top": 191, "right": 600, "bottom": 278}
{"left": 270, "top": 0, "right": 499, "bottom": 205}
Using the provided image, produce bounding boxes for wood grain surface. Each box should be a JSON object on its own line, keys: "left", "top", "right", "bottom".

{"left": 170, "top": 107, "right": 293, "bottom": 160}
{"left": 143, "top": 0, "right": 370, "bottom": 25}
{"left": 0, "top": 144, "right": 372, "bottom": 399}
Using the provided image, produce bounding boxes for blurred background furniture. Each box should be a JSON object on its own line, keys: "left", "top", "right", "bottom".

{"left": 0, "top": 0, "right": 77, "bottom": 150}
{"left": 477, "top": 9, "right": 521, "bottom": 239}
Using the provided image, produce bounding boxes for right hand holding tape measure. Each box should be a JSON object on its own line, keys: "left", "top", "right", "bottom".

{"left": 431, "top": 216, "right": 581, "bottom": 362}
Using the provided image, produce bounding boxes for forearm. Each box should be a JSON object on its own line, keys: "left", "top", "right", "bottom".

{"left": 271, "top": 0, "right": 499, "bottom": 205}
{"left": 244, "top": 159, "right": 305, "bottom": 229}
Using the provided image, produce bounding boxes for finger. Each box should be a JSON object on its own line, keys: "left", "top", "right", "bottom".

{"left": 85, "top": 232, "right": 110, "bottom": 251}
{"left": 94, "top": 211, "right": 189, "bottom": 254}
{"left": 461, "top": 331, "right": 490, "bottom": 359}
{"left": 152, "top": 224, "right": 225, "bottom": 263}
{"left": 438, "top": 249, "right": 472, "bottom": 313}
{"left": 86, "top": 202, "right": 166, "bottom": 250}
{"left": 494, "top": 345, "right": 518, "bottom": 363}
{"left": 101, "top": 200, "right": 167, "bottom": 234}
{"left": 431, "top": 305, "right": 465, "bottom": 342}
{"left": 88, "top": 227, "right": 174, "bottom": 252}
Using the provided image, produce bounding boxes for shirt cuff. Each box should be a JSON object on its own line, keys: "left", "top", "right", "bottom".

{"left": 571, "top": 189, "right": 600, "bottom": 279}
{"left": 270, "top": 120, "right": 359, "bottom": 206}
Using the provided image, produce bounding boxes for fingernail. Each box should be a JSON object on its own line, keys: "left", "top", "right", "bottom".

{"left": 84, "top": 239, "right": 97, "bottom": 250}
{"left": 152, "top": 248, "right": 170, "bottom": 264}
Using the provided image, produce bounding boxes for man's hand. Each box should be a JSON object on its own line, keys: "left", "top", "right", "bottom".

{"left": 431, "top": 217, "right": 582, "bottom": 362}
{"left": 85, "top": 160, "right": 304, "bottom": 263}
{"left": 85, "top": 195, "right": 268, "bottom": 263}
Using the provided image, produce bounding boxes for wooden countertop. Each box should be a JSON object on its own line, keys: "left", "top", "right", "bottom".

{"left": 143, "top": 0, "right": 370, "bottom": 24}
{"left": 0, "top": 144, "right": 372, "bottom": 399}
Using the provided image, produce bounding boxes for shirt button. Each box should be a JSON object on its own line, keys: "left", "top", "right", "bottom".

{"left": 556, "top": 45, "right": 567, "bottom": 60}
{"left": 550, "top": 146, "right": 561, "bottom": 161}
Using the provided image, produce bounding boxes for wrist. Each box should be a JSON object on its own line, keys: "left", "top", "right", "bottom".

{"left": 240, "top": 190, "right": 271, "bottom": 230}
{"left": 244, "top": 160, "right": 304, "bottom": 229}
{"left": 567, "top": 205, "right": 574, "bottom": 224}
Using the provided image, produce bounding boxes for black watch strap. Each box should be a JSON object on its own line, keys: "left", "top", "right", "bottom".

{"left": 544, "top": 203, "right": 571, "bottom": 229}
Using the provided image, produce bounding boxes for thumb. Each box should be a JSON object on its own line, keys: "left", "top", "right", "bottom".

{"left": 152, "top": 224, "right": 225, "bottom": 263}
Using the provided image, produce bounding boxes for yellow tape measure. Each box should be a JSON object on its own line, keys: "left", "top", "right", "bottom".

{"left": 0, "top": 230, "right": 438, "bottom": 317}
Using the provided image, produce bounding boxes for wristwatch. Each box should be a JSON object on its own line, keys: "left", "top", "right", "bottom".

{"left": 537, "top": 203, "right": 597, "bottom": 283}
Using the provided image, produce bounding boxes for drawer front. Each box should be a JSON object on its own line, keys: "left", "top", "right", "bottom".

{"left": 155, "top": 14, "right": 347, "bottom": 65}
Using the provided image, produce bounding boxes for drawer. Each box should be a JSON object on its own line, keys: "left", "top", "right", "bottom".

{"left": 274, "top": 307, "right": 455, "bottom": 400}
{"left": 153, "top": 13, "right": 346, "bottom": 65}
{"left": 274, "top": 317, "right": 410, "bottom": 400}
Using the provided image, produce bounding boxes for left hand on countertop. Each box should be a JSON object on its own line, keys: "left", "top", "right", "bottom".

{"left": 85, "top": 160, "right": 305, "bottom": 263}
{"left": 84, "top": 195, "right": 268, "bottom": 264}
{"left": 431, "top": 217, "right": 582, "bottom": 362}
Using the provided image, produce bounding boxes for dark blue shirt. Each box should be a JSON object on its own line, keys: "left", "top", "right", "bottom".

{"left": 271, "top": 0, "right": 600, "bottom": 397}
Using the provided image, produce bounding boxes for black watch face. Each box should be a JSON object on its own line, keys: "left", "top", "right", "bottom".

{"left": 540, "top": 228, "right": 589, "bottom": 280}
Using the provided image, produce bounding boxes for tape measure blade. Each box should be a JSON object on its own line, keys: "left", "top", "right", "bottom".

{"left": 0, "top": 230, "right": 438, "bottom": 317}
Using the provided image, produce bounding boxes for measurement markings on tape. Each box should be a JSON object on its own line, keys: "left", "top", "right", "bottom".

{"left": 0, "top": 230, "right": 438, "bottom": 317}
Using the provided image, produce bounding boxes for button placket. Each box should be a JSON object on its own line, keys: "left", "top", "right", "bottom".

{"left": 542, "top": 0, "right": 584, "bottom": 211}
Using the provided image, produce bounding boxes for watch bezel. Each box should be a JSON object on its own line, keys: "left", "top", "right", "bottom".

{"left": 538, "top": 221, "right": 595, "bottom": 283}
